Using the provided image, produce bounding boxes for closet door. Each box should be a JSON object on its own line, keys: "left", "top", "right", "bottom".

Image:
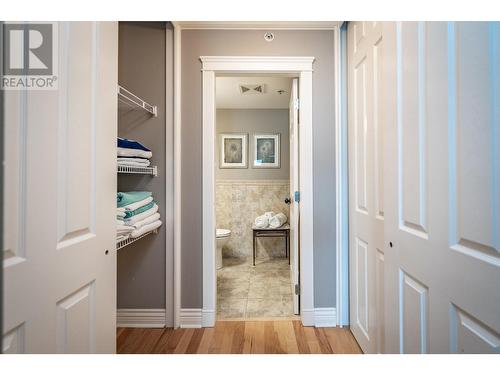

{"left": 383, "top": 22, "right": 500, "bottom": 353}
{"left": 347, "top": 21, "right": 385, "bottom": 353}
{"left": 3, "top": 22, "right": 118, "bottom": 353}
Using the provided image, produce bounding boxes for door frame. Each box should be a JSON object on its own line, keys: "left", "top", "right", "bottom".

{"left": 200, "top": 56, "right": 315, "bottom": 327}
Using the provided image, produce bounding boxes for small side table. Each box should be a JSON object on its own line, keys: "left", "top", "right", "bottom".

{"left": 252, "top": 224, "right": 290, "bottom": 266}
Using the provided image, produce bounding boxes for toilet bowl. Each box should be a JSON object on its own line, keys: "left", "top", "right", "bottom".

{"left": 216, "top": 228, "right": 231, "bottom": 269}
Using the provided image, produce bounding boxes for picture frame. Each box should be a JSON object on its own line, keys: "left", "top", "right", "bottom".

{"left": 253, "top": 133, "right": 280, "bottom": 168}
{"left": 219, "top": 133, "right": 248, "bottom": 168}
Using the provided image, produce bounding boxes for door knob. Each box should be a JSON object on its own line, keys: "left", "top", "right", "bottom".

{"left": 284, "top": 197, "right": 291, "bottom": 204}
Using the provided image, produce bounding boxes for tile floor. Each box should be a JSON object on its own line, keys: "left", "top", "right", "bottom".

{"left": 217, "top": 257, "right": 296, "bottom": 320}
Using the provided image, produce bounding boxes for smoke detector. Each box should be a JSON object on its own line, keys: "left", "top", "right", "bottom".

{"left": 239, "top": 84, "right": 266, "bottom": 95}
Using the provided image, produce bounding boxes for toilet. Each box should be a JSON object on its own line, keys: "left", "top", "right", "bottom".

{"left": 216, "top": 228, "right": 231, "bottom": 269}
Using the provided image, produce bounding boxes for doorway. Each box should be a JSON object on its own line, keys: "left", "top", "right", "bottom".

{"left": 198, "top": 56, "right": 315, "bottom": 328}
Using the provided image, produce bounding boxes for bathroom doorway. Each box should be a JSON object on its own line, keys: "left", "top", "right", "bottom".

{"left": 214, "top": 74, "right": 299, "bottom": 320}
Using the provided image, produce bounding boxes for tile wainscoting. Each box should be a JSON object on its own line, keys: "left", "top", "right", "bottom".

{"left": 216, "top": 180, "right": 290, "bottom": 259}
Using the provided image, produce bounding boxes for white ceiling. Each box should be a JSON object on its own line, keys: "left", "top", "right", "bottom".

{"left": 216, "top": 76, "right": 292, "bottom": 109}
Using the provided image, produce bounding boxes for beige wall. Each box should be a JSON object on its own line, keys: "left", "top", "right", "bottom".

{"left": 181, "top": 29, "right": 337, "bottom": 309}
{"left": 216, "top": 109, "right": 289, "bottom": 180}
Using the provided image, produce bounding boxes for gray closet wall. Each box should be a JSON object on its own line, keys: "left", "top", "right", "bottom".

{"left": 117, "top": 22, "right": 174, "bottom": 325}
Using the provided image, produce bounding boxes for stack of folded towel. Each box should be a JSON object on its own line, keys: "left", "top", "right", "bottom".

{"left": 254, "top": 211, "right": 288, "bottom": 229}
{"left": 117, "top": 138, "right": 152, "bottom": 168}
{"left": 116, "top": 191, "right": 162, "bottom": 243}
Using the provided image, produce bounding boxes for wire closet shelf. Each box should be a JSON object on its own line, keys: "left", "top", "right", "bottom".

{"left": 118, "top": 85, "right": 158, "bottom": 117}
{"left": 117, "top": 165, "right": 158, "bottom": 176}
{"left": 116, "top": 229, "right": 159, "bottom": 250}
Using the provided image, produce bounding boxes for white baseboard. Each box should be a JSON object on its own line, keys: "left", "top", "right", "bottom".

{"left": 179, "top": 308, "right": 202, "bottom": 328}
{"left": 301, "top": 308, "right": 337, "bottom": 327}
{"left": 117, "top": 309, "right": 166, "bottom": 328}
{"left": 180, "top": 308, "right": 216, "bottom": 328}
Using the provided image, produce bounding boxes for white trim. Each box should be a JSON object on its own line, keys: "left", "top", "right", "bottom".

{"left": 301, "top": 308, "right": 337, "bottom": 327}
{"left": 176, "top": 21, "right": 342, "bottom": 31}
{"left": 202, "top": 309, "right": 216, "bottom": 327}
{"left": 315, "top": 308, "right": 338, "bottom": 327}
{"left": 200, "top": 56, "right": 314, "bottom": 72}
{"left": 201, "top": 56, "right": 315, "bottom": 328}
{"left": 117, "top": 309, "right": 166, "bottom": 328}
{"left": 179, "top": 308, "right": 202, "bottom": 328}
{"left": 335, "top": 23, "right": 350, "bottom": 327}
{"left": 173, "top": 22, "right": 182, "bottom": 328}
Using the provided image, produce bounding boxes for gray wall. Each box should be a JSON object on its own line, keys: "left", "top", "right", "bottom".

{"left": 117, "top": 22, "right": 174, "bottom": 322}
{"left": 181, "top": 29, "right": 337, "bottom": 309}
{"left": 216, "top": 109, "right": 289, "bottom": 180}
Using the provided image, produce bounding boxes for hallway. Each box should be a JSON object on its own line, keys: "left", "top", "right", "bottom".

{"left": 117, "top": 321, "right": 362, "bottom": 354}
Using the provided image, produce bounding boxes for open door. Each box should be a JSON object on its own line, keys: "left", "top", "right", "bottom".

{"left": 3, "top": 22, "right": 118, "bottom": 353}
{"left": 289, "top": 78, "right": 300, "bottom": 315}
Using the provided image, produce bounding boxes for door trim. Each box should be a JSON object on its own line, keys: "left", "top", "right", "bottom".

{"left": 200, "top": 55, "right": 315, "bottom": 327}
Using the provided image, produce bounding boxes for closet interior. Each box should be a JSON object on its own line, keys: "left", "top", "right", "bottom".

{"left": 116, "top": 22, "right": 174, "bottom": 328}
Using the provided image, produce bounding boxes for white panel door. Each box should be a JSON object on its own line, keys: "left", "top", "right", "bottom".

{"left": 383, "top": 21, "right": 500, "bottom": 353}
{"left": 289, "top": 78, "right": 300, "bottom": 314}
{"left": 347, "top": 21, "right": 385, "bottom": 353}
{"left": 3, "top": 22, "right": 118, "bottom": 353}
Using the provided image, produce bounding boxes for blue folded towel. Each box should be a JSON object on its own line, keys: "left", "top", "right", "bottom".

{"left": 117, "top": 191, "right": 152, "bottom": 208}
{"left": 117, "top": 137, "right": 151, "bottom": 152}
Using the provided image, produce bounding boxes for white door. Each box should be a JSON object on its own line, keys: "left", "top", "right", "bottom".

{"left": 383, "top": 21, "right": 500, "bottom": 354}
{"left": 3, "top": 22, "right": 118, "bottom": 353}
{"left": 347, "top": 21, "right": 385, "bottom": 353}
{"left": 289, "top": 78, "right": 300, "bottom": 314}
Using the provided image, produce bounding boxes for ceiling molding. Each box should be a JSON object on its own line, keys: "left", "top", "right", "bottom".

{"left": 174, "top": 21, "right": 341, "bottom": 30}
{"left": 200, "top": 56, "right": 315, "bottom": 72}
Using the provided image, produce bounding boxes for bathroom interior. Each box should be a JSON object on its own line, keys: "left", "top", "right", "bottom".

{"left": 215, "top": 75, "right": 297, "bottom": 320}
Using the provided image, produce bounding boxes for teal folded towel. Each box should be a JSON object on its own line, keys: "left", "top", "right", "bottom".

{"left": 124, "top": 201, "right": 155, "bottom": 218}
{"left": 117, "top": 191, "right": 152, "bottom": 208}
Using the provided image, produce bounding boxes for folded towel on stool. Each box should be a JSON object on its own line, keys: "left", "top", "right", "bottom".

{"left": 269, "top": 213, "right": 287, "bottom": 229}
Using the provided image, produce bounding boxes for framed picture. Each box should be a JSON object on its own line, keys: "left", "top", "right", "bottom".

{"left": 219, "top": 133, "right": 248, "bottom": 168}
{"left": 253, "top": 133, "right": 280, "bottom": 168}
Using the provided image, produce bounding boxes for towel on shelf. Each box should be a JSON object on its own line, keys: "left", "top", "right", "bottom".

{"left": 129, "top": 212, "right": 160, "bottom": 230}
{"left": 117, "top": 218, "right": 125, "bottom": 225}
{"left": 124, "top": 204, "right": 159, "bottom": 225}
{"left": 269, "top": 213, "right": 287, "bottom": 229}
{"left": 130, "top": 219, "right": 162, "bottom": 239}
{"left": 117, "top": 147, "right": 152, "bottom": 159}
{"left": 117, "top": 191, "right": 152, "bottom": 208}
{"left": 116, "top": 234, "right": 130, "bottom": 243}
{"left": 116, "top": 224, "right": 134, "bottom": 234}
{"left": 124, "top": 201, "right": 155, "bottom": 219}
{"left": 117, "top": 157, "right": 151, "bottom": 167}
{"left": 122, "top": 196, "right": 153, "bottom": 212}
{"left": 117, "top": 138, "right": 151, "bottom": 152}
{"left": 254, "top": 211, "right": 275, "bottom": 229}
{"left": 116, "top": 211, "right": 126, "bottom": 218}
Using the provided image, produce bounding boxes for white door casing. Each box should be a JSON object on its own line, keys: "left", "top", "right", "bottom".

{"left": 200, "top": 56, "right": 315, "bottom": 327}
{"left": 3, "top": 22, "right": 118, "bottom": 353}
{"left": 289, "top": 78, "right": 300, "bottom": 314}
{"left": 347, "top": 21, "right": 385, "bottom": 353}
{"left": 383, "top": 21, "right": 500, "bottom": 354}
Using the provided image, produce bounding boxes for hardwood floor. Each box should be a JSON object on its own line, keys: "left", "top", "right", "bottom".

{"left": 117, "top": 320, "right": 363, "bottom": 354}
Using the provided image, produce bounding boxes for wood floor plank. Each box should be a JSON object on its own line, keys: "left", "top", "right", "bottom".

{"left": 116, "top": 321, "right": 362, "bottom": 355}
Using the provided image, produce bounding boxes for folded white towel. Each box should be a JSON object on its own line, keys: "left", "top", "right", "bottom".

{"left": 117, "top": 160, "right": 151, "bottom": 167}
{"left": 117, "top": 224, "right": 134, "bottom": 234}
{"left": 117, "top": 147, "right": 152, "bottom": 159}
{"left": 117, "top": 219, "right": 125, "bottom": 225}
{"left": 269, "top": 213, "right": 287, "bottom": 229}
{"left": 116, "top": 234, "right": 130, "bottom": 243}
{"left": 118, "top": 157, "right": 150, "bottom": 164}
{"left": 117, "top": 207, "right": 125, "bottom": 212}
{"left": 124, "top": 204, "right": 159, "bottom": 225}
{"left": 130, "top": 219, "right": 162, "bottom": 238}
{"left": 117, "top": 211, "right": 126, "bottom": 218}
{"left": 129, "top": 213, "right": 160, "bottom": 230}
{"left": 123, "top": 196, "right": 153, "bottom": 212}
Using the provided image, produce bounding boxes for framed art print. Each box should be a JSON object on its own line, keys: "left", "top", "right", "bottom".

{"left": 253, "top": 133, "right": 280, "bottom": 168}
{"left": 220, "top": 133, "right": 248, "bottom": 168}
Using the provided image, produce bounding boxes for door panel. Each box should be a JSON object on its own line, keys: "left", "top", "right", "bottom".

{"left": 3, "top": 22, "right": 118, "bottom": 353}
{"left": 383, "top": 21, "right": 500, "bottom": 354}
{"left": 348, "top": 21, "right": 384, "bottom": 353}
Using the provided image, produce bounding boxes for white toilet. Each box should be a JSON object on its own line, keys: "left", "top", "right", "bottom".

{"left": 216, "top": 228, "right": 231, "bottom": 269}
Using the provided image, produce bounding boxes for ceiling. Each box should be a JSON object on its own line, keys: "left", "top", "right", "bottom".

{"left": 216, "top": 76, "right": 292, "bottom": 109}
